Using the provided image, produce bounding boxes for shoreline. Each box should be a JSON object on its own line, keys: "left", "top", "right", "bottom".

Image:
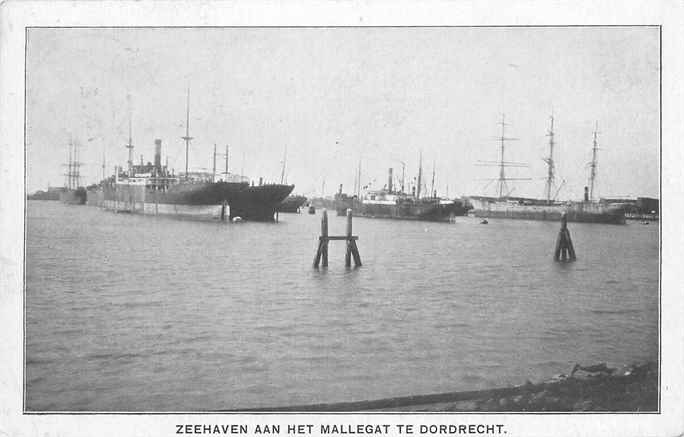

{"left": 236, "top": 362, "right": 657, "bottom": 413}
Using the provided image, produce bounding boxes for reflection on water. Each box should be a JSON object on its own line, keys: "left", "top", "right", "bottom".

{"left": 25, "top": 201, "right": 658, "bottom": 411}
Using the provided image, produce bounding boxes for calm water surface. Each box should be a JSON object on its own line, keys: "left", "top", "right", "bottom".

{"left": 25, "top": 200, "right": 659, "bottom": 411}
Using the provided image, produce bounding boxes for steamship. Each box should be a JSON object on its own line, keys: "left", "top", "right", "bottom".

{"left": 334, "top": 163, "right": 472, "bottom": 222}
{"left": 87, "top": 91, "right": 293, "bottom": 221}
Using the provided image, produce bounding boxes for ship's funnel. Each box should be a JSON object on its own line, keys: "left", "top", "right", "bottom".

{"left": 154, "top": 139, "right": 162, "bottom": 169}
{"left": 388, "top": 168, "right": 393, "bottom": 193}
{"left": 584, "top": 186, "right": 589, "bottom": 202}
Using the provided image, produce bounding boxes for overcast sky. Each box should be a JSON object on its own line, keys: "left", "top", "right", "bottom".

{"left": 26, "top": 26, "right": 659, "bottom": 199}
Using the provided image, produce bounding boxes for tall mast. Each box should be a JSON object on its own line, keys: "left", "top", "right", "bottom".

{"left": 65, "top": 136, "right": 73, "bottom": 189}
{"left": 356, "top": 158, "right": 362, "bottom": 198}
{"left": 76, "top": 140, "right": 82, "bottom": 187}
{"left": 416, "top": 150, "right": 423, "bottom": 199}
{"left": 181, "top": 88, "right": 193, "bottom": 180}
{"left": 352, "top": 169, "right": 357, "bottom": 197}
{"left": 477, "top": 114, "right": 524, "bottom": 198}
{"left": 102, "top": 148, "right": 106, "bottom": 183}
{"left": 588, "top": 121, "right": 599, "bottom": 202}
{"left": 430, "top": 160, "right": 436, "bottom": 198}
{"left": 126, "top": 100, "right": 134, "bottom": 176}
{"left": 476, "top": 116, "right": 532, "bottom": 196}
{"left": 280, "top": 145, "right": 287, "bottom": 184}
{"left": 544, "top": 114, "right": 556, "bottom": 204}
{"left": 497, "top": 114, "right": 507, "bottom": 198}
{"left": 212, "top": 144, "right": 217, "bottom": 182}
{"left": 69, "top": 136, "right": 74, "bottom": 189}
{"left": 400, "top": 161, "right": 405, "bottom": 194}
{"left": 225, "top": 145, "right": 229, "bottom": 177}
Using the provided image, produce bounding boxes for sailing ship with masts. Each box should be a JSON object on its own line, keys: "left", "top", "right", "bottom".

{"left": 468, "top": 115, "right": 626, "bottom": 224}
{"left": 333, "top": 152, "right": 472, "bottom": 222}
{"left": 87, "top": 89, "right": 294, "bottom": 221}
{"left": 60, "top": 135, "right": 87, "bottom": 204}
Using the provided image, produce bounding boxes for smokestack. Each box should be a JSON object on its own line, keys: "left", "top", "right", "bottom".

{"left": 584, "top": 186, "right": 589, "bottom": 202}
{"left": 154, "top": 139, "right": 162, "bottom": 169}
{"left": 388, "top": 168, "right": 393, "bottom": 193}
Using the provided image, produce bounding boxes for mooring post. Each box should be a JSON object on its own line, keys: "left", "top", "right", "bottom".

{"left": 345, "top": 208, "right": 353, "bottom": 267}
{"left": 220, "top": 201, "right": 227, "bottom": 221}
{"left": 321, "top": 209, "right": 329, "bottom": 267}
{"left": 313, "top": 207, "right": 361, "bottom": 268}
{"left": 314, "top": 209, "right": 329, "bottom": 268}
{"left": 554, "top": 213, "right": 576, "bottom": 262}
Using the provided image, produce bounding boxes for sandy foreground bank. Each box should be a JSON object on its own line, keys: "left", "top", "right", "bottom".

{"left": 244, "top": 362, "right": 657, "bottom": 412}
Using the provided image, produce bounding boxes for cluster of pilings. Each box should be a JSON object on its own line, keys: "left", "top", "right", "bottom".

{"left": 554, "top": 212, "right": 577, "bottom": 262}
{"left": 309, "top": 209, "right": 576, "bottom": 268}
{"left": 313, "top": 209, "right": 361, "bottom": 268}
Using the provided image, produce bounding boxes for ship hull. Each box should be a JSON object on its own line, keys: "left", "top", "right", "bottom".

{"left": 334, "top": 197, "right": 470, "bottom": 222}
{"left": 469, "top": 197, "right": 626, "bottom": 225}
{"left": 276, "top": 195, "right": 308, "bottom": 213}
{"left": 89, "top": 181, "right": 294, "bottom": 221}
{"left": 59, "top": 188, "right": 87, "bottom": 205}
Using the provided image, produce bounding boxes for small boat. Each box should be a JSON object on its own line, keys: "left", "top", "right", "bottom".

{"left": 480, "top": 219, "right": 488, "bottom": 224}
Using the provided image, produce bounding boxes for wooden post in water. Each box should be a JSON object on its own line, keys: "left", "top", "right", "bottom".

{"left": 313, "top": 209, "right": 329, "bottom": 267}
{"left": 313, "top": 208, "right": 361, "bottom": 268}
{"left": 554, "top": 212, "right": 576, "bottom": 262}
{"left": 220, "top": 201, "right": 227, "bottom": 221}
{"left": 345, "top": 209, "right": 353, "bottom": 267}
{"left": 321, "top": 209, "right": 329, "bottom": 267}
{"left": 350, "top": 236, "right": 362, "bottom": 267}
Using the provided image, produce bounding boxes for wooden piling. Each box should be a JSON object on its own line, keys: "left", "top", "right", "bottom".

{"left": 313, "top": 209, "right": 329, "bottom": 267}
{"left": 350, "top": 239, "right": 362, "bottom": 267}
{"left": 220, "top": 201, "right": 227, "bottom": 221}
{"left": 554, "top": 213, "right": 576, "bottom": 262}
{"left": 345, "top": 209, "right": 353, "bottom": 267}
{"left": 321, "top": 209, "right": 329, "bottom": 267}
{"left": 313, "top": 208, "right": 361, "bottom": 268}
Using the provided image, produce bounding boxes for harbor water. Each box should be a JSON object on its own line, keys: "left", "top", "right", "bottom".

{"left": 25, "top": 200, "right": 659, "bottom": 411}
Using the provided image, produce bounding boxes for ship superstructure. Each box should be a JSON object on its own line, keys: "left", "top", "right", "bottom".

{"left": 334, "top": 156, "right": 471, "bottom": 222}
{"left": 87, "top": 91, "right": 294, "bottom": 221}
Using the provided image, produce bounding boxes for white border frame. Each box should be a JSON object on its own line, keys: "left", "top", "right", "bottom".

{"left": 2, "top": 1, "right": 682, "bottom": 436}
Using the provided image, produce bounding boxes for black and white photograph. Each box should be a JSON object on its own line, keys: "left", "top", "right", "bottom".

{"left": 1, "top": 1, "right": 683, "bottom": 436}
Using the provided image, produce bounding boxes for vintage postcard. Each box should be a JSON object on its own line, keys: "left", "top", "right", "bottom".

{"left": 1, "top": 1, "right": 682, "bottom": 436}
